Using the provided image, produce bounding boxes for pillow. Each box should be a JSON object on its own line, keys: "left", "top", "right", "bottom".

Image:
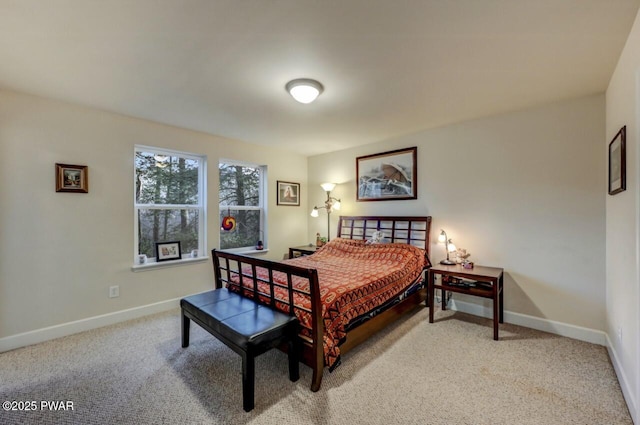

{"left": 329, "top": 238, "right": 366, "bottom": 246}
{"left": 366, "top": 230, "right": 386, "bottom": 244}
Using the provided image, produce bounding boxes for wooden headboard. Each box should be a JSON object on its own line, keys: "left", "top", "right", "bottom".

{"left": 336, "top": 215, "right": 432, "bottom": 254}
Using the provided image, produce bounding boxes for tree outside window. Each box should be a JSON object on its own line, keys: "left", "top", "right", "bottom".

{"left": 219, "top": 162, "right": 266, "bottom": 250}
{"left": 135, "top": 148, "right": 205, "bottom": 261}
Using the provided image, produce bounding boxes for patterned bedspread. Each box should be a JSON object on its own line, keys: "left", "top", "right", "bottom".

{"left": 228, "top": 238, "right": 426, "bottom": 369}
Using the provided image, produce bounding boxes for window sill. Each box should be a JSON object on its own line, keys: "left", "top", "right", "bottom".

{"left": 131, "top": 256, "right": 210, "bottom": 272}
{"left": 223, "top": 249, "right": 270, "bottom": 255}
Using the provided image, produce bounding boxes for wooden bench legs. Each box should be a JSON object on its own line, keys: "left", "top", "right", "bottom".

{"left": 241, "top": 351, "right": 255, "bottom": 412}
{"left": 182, "top": 313, "right": 299, "bottom": 412}
{"left": 181, "top": 312, "right": 190, "bottom": 348}
{"left": 288, "top": 339, "right": 300, "bottom": 382}
{"left": 180, "top": 290, "right": 300, "bottom": 412}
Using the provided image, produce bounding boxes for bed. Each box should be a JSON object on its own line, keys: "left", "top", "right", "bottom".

{"left": 212, "top": 215, "right": 432, "bottom": 391}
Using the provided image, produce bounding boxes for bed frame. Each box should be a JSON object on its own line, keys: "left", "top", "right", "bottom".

{"left": 212, "top": 215, "right": 432, "bottom": 392}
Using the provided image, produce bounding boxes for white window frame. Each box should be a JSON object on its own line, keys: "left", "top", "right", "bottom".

{"left": 133, "top": 145, "right": 207, "bottom": 270}
{"left": 219, "top": 159, "right": 267, "bottom": 253}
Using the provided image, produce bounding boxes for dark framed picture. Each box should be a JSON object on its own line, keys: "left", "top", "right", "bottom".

{"left": 609, "top": 126, "right": 626, "bottom": 196}
{"left": 55, "top": 163, "right": 88, "bottom": 193}
{"left": 155, "top": 241, "right": 182, "bottom": 262}
{"left": 277, "top": 181, "right": 300, "bottom": 206}
{"left": 357, "top": 147, "right": 417, "bottom": 201}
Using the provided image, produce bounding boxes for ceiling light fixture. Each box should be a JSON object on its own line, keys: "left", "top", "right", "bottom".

{"left": 286, "top": 78, "right": 324, "bottom": 104}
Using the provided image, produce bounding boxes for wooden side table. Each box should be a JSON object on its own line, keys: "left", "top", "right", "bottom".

{"left": 288, "top": 245, "right": 318, "bottom": 259}
{"left": 428, "top": 264, "right": 504, "bottom": 340}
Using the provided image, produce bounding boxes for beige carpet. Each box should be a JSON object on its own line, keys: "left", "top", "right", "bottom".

{"left": 0, "top": 307, "right": 632, "bottom": 424}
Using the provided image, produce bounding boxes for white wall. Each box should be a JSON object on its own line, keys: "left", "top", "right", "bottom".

{"left": 606, "top": 6, "right": 640, "bottom": 423}
{"left": 0, "top": 89, "right": 308, "bottom": 341}
{"left": 309, "top": 95, "right": 605, "bottom": 332}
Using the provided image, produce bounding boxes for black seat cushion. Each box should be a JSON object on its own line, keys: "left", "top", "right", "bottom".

{"left": 181, "top": 289, "right": 297, "bottom": 350}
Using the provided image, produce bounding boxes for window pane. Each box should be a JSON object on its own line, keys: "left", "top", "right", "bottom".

{"left": 219, "top": 163, "right": 260, "bottom": 207}
{"left": 136, "top": 151, "right": 199, "bottom": 205}
{"left": 138, "top": 209, "right": 199, "bottom": 257}
{"left": 220, "top": 209, "right": 261, "bottom": 249}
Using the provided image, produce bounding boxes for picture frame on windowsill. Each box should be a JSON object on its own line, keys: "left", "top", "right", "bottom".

{"left": 156, "top": 241, "right": 182, "bottom": 262}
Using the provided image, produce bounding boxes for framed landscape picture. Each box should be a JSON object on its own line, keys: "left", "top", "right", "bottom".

{"left": 55, "top": 163, "right": 88, "bottom": 193}
{"left": 608, "top": 126, "right": 626, "bottom": 196}
{"left": 277, "top": 181, "right": 300, "bottom": 206}
{"left": 356, "top": 147, "right": 417, "bottom": 201}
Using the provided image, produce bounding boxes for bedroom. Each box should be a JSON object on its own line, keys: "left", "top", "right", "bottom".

{"left": 0, "top": 1, "right": 639, "bottom": 423}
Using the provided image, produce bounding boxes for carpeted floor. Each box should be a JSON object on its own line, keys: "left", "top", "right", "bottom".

{"left": 0, "top": 306, "right": 632, "bottom": 424}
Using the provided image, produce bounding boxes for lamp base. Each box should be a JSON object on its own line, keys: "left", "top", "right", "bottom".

{"left": 439, "top": 259, "right": 456, "bottom": 265}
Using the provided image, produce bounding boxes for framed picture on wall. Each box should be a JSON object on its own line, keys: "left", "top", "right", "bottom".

{"left": 155, "top": 241, "right": 182, "bottom": 262}
{"left": 55, "top": 163, "right": 88, "bottom": 193}
{"left": 277, "top": 181, "right": 300, "bottom": 206}
{"left": 356, "top": 147, "right": 417, "bottom": 201}
{"left": 608, "top": 126, "right": 626, "bottom": 196}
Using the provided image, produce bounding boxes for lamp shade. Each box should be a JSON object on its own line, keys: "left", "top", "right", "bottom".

{"left": 438, "top": 230, "right": 447, "bottom": 243}
{"left": 286, "top": 79, "right": 324, "bottom": 104}
{"left": 320, "top": 182, "right": 336, "bottom": 192}
{"left": 332, "top": 200, "right": 341, "bottom": 210}
{"left": 310, "top": 208, "right": 319, "bottom": 217}
{"left": 447, "top": 241, "right": 457, "bottom": 252}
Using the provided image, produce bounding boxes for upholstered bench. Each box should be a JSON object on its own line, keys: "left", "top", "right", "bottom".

{"left": 180, "top": 288, "right": 300, "bottom": 412}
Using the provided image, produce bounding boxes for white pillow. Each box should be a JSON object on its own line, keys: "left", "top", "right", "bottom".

{"left": 366, "top": 230, "right": 386, "bottom": 244}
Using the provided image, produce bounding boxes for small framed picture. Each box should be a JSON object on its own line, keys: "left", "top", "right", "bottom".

{"left": 357, "top": 147, "right": 417, "bottom": 201}
{"left": 155, "top": 241, "right": 182, "bottom": 262}
{"left": 608, "top": 126, "right": 626, "bottom": 196}
{"left": 55, "top": 163, "right": 88, "bottom": 193}
{"left": 277, "top": 181, "right": 300, "bottom": 206}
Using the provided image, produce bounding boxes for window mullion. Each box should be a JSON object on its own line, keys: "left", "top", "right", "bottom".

{"left": 218, "top": 205, "right": 260, "bottom": 211}
{"left": 135, "top": 204, "right": 198, "bottom": 210}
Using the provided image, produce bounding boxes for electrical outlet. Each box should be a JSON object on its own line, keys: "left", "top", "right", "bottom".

{"left": 109, "top": 285, "right": 119, "bottom": 298}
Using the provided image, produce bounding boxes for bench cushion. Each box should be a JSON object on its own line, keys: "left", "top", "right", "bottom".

{"left": 181, "top": 289, "right": 297, "bottom": 350}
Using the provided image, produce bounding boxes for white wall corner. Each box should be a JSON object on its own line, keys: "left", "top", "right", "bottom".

{"left": 606, "top": 334, "right": 638, "bottom": 424}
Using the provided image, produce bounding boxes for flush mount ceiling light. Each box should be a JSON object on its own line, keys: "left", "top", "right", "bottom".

{"left": 286, "top": 78, "right": 324, "bottom": 104}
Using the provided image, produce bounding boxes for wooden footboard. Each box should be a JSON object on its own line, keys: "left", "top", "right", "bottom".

{"left": 211, "top": 249, "right": 428, "bottom": 392}
{"left": 211, "top": 249, "right": 326, "bottom": 391}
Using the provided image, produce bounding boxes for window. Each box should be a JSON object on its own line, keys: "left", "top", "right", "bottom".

{"left": 134, "top": 146, "right": 206, "bottom": 264}
{"left": 219, "top": 161, "right": 266, "bottom": 251}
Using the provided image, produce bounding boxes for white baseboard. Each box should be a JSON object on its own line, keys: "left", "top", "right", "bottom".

{"left": 4, "top": 295, "right": 607, "bottom": 354}
{"left": 449, "top": 299, "right": 607, "bottom": 345}
{"left": 605, "top": 334, "right": 638, "bottom": 424}
{"left": 449, "top": 300, "right": 640, "bottom": 420}
{"left": 0, "top": 298, "right": 182, "bottom": 353}
{"left": 1, "top": 294, "right": 636, "bottom": 422}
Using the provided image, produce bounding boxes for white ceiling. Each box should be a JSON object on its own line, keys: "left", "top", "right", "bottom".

{"left": 0, "top": 0, "right": 638, "bottom": 156}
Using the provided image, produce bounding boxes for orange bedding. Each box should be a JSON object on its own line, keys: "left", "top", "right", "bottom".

{"left": 229, "top": 238, "right": 426, "bottom": 369}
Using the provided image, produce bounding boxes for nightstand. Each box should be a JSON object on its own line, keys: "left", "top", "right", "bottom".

{"left": 427, "top": 264, "right": 504, "bottom": 340}
{"left": 288, "top": 245, "right": 318, "bottom": 259}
